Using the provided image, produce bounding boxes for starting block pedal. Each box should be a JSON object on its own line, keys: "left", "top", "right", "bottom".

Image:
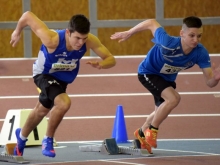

{"left": 101, "top": 138, "right": 119, "bottom": 155}
{"left": 132, "top": 139, "right": 141, "bottom": 149}
{"left": 1, "top": 143, "right": 17, "bottom": 155}
{"left": 0, "top": 143, "right": 29, "bottom": 164}
{"left": 79, "top": 138, "right": 153, "bottom": 157}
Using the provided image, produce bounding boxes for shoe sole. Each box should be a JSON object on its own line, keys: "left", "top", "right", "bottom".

{"left": 42, "top": 153, "right": 56, "bottom": 158}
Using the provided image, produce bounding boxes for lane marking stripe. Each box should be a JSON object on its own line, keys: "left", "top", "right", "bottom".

{"left": 0, "top": 54, "right": 219, "bottom": 61}
{"left": 55, "top": 138, "right": 220, "bottom": 144}
{"left": 0, "top": 91, "right": 219, "bottom": 99}
{"left": 0, "top": 72, "right": 203, "bottom": 79}
{"left": 0, "top": 114, "right": 219, "bottom": 121}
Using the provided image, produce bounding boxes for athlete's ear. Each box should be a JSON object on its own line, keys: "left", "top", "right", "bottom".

{"left": 180, "top": 30, "right": 184, "bottom": 37}
{"left": 66, "top": 29, "right": 71, "bottom": 36}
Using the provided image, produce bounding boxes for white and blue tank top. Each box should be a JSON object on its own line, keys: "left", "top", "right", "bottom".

{"left": 33, "top": 29, "right": 86, "bottom": 83}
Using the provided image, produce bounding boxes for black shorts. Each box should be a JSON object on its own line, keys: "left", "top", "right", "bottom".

{"left": 33, "top": 74, "right": 68, "bottom": 109}
{"left": 138, "top": 74, "right": 176, "bottom": 106}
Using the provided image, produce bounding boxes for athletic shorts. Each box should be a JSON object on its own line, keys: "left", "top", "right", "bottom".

{"left": 138, "top": 74, "right": 176, "bottom": 106}
{"left": 33, "top": 74, "right": 68, "bottom": 109}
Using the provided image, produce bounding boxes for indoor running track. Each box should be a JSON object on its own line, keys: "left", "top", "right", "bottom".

{"left": 0, "top": 55, "right": 220, "bottom": 165}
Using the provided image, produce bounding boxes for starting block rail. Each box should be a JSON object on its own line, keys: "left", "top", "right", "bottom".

{"left": 0, "top": 154, "right": 29, "bottom": 164}
{"left": 79, "top": 138, "right": 153, "bottom": 157}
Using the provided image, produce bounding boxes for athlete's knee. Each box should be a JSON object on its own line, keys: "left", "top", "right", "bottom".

{"left": 54, "top": 93, "right": 71, "bottom": 111}
{"left": 174, "top": 92, "right": 181, "bottom": 103}
{"left": 168, "top": 92, "right": 181, "bottom": 106}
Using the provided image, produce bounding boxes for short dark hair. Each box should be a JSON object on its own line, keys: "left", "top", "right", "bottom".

{"left": 183, "top": 16, "right": 202, "bottom": 28}
{"left": 68, "top": 14, "right": 90, "bottom": 34}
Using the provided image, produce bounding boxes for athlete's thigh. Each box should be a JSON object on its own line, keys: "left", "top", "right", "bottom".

{"left": 138, "top": 74, "right": 176, "bottom": 106}
{"left": 138, "top": 74, "right": 175, "bottom": 96}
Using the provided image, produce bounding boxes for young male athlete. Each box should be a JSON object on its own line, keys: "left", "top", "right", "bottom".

{"left": 111, "top": 16, "right": 220, "bottom": 154}
{"left": 10, "top": 11, "right": 116, "bottom": 157}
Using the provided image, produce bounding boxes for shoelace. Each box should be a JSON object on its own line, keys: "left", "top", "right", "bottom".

{"left": 44, "top": 139, "right": 54, "bottom": 150}
{"left": 18, "top": 139, "right": 27, "bottom": 148}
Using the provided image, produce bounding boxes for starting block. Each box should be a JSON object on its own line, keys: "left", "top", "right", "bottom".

{"left": 0, "top": 143, "right": 29, "bottom": 164}
{"left": 79, "top": 138, "right": 153, "bottom": 157}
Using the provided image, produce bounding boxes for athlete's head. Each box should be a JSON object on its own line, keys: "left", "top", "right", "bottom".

{"left": 180, "top": 16, "right": 203, "bottom": 48}
{"left": 66, "top": 14, "right": 91, "bottom": 50}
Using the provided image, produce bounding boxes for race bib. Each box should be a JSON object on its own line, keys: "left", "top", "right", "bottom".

{"left": 51, "top": 63, "right": 76, "bottom": 71}
{"left": 49, "top": 58, "right": 78, "bottom": 73}
{"left": 160, "top": 64, "right": 185, "bottom": 74}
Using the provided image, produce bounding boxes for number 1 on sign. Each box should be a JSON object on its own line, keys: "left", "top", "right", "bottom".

{"left": 8, "top": 115, "right": 15, "bottom": 140}
{"left": 8, "top": 115, "right": 39, "bottom": 141}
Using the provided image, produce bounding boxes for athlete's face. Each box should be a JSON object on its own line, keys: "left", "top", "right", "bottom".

{"left": 66, "top": 30, "right": 88, "bottom": 50}
{"left": 180, "top": 26, "right": 203, "bottom": 48}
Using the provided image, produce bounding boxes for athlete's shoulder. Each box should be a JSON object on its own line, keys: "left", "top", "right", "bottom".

{"left": 153, "top": 27, "right": 180, "bottom": 48}
{"left": 197, "top": 43, "right": 207, "bottom": 49}
{"left": 155, "top": 27, "right": 177, "bottom": 39}
{"left": 196, "top": 43, "right": 209, "bottom": 54}
{"left": 87, "top": 33, "right": 98, "bottom": 41}
{"left": 86, "top": 33, "right": 101, "bottom": 49}
{"left": 53, "top": 29, "right": 66, "bottom": 46}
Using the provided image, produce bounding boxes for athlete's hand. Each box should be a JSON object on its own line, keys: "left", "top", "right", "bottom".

{"left": 10, "top": 30, "right": 21, "bottom": 47}
{"left": 110, "top": 31, "right": 132, "bottom": 43}
{"left": 86, "top": 61, "right": 102, "bottom": 69}
{"left": 212, "top": 63, "right": 220, "bottom": 81}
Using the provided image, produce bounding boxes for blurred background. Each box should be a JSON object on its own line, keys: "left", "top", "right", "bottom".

{"left": 0, "top": 0, "right": 220, "bottom": 58}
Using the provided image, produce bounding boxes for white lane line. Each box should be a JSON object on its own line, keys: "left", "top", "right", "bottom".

{"left": 51, "top": 114, "right": 220, "bottom": 120}
{"left": 157, "top": 138, "right": 220, "bottom": 141}
{"left": 0, "top": 54, "right": 219, "bottom": 61}
{"left": 48, "top": 138, "right": 220, "bottom": 144}
{"left": 0, "top": 72, "right": 202, "bottom": 79}
{"left": 0, "top": 114, "right": 219, "bottom": 122}
{"left": 100, "top": 160, "right": 146, "bottom": 165}
{"left": 0, "top": 72, "right": 203, "bottom": 79}
{"left": 0, "top": 91, "right": 219, "bottom": 99}
{"left": 115, "top": 154, "right": 220, "bottom": 160}
{"left": 30, "top": 159, "right": 147, "bottom": 165}
{"left": 31, "top": 154, "right": 220, "bottom": 165}
{"left": 154, "top": 148, "right": 220, "bottom": 156}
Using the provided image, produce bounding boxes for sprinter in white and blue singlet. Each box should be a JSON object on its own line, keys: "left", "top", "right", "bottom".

{"left": 10, "top": 11, "right": 116, "bottom": 158}
{"left": 111, "top": 16, "right": 220, "bottom": 154}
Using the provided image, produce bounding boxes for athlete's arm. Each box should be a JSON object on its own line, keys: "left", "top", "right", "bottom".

{"left": 129, "top": 19, "right": 161, "bottom": 37}
{"left": 110, "top": 19, "right": 161, "bottom": 42}
{"left": 202, "top": 65, "right": 220, "bottom": 87}
{"left": 10, "top": 11, "right": 58, "bottom": 49}
{"left": 86, "top": 33, "right": 116, "bottom": 69}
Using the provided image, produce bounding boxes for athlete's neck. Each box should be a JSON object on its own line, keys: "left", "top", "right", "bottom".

{"left": 65, "top": 33, "right": 75, "bottom": 51}
{"left": 180, "top": 39, "right": 193, "bottom": 55}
